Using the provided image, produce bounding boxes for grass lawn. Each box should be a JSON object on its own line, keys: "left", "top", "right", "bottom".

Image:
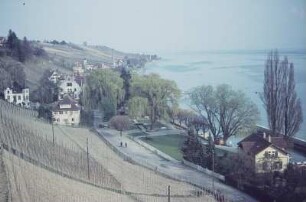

{"left": 128, "top": 132, "right": 146, "bottom": 137}
{"left": 142, "top": 134, "right": 186, "bottom": 161}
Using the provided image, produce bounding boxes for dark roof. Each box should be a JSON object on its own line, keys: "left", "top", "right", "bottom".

{"left": 238, "top": 132, "right": 288, "bottom": 156}
{"left": 52, "top": 95, "right": 80, "bottom": 111}
{"left": 7, "top": 82, "right": 28, "bottom": 93}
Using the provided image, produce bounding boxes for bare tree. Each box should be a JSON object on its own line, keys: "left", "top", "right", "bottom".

{"left": 262, "top": 50, "right": 303, "bottom": 139}
{"left": 109, "top": 115, "right": 130, "bottom": 136}
{"left": 190, "top": 84, "right": 259, "bottom": 144}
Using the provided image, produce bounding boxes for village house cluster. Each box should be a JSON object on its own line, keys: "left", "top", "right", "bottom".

{"left": 2, "top": 57, "right": 126, "bottom": 126}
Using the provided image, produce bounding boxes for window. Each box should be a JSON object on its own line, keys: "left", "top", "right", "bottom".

{"left": 273, "top": 161, "right": 282, "bottom": 170}
{"left": 7, "top": 96, "right": 10, "bottom": 100}
{"left": 67, "top": 82, "right": 72, "bottom": 87}
{"left": 262, "top": 162, "right": 272, "bottom": 171}
{"left": 57, "top": 118, "right": 60, "bottom": 122}
{"left": 264, "top": 151, "right": 278, "bottom": 159}
{"left": 59, "top": 111, "right": 63, "bottom": 114}
{"left": 18, "top": 95, "right": 21, "bottom": 100}
{"left": 72, "top": 118, "right": 74, "bottom": 122}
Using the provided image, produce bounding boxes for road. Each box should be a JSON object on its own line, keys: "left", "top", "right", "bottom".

{"left": 94, "top": 111, "right": 257, "bottom": 202}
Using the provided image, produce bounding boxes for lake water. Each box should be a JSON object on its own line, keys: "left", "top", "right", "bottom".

{"left": 145, "top": 50, "right": 306, "bottom": 141}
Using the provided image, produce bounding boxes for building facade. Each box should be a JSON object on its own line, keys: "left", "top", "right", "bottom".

{"left": 58, "top": 75, "right": 82, "bottom": 100}
{"left": 48, "top": 70, "right": 62, "bottom": 84}
{"left": 52, "top": 95, "right": 80, "bottom": 126}
{"left": 238, "top": 132, "right": 289, "bottom": 174}
{"left": 0, "top": 37, "right": 6, "bottom": 47}
{"left": 4, "top": 87, "right": 30, "bottom": 107}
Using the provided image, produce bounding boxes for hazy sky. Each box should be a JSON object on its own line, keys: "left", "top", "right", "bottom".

{"left": 0, "top": 0, "right": 305, "bottom": 52}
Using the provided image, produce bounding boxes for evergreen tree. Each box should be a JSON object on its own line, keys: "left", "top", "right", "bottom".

{"left": 204, "top": 133, "right": 215, "bottom": 169}
{"left": 181, "top": 127, "right": 205, "bottom": 167}
{"left": 120, "top": 67, "right": 131, "bottom": 105}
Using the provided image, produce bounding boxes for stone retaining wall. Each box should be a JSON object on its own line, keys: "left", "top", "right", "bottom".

{"left": 182, "top": 159, "right": 225, "bottom": 182}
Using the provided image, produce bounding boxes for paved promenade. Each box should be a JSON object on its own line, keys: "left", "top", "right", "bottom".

{"left": 94, "top": 112, "right": 256, "bottom": 202}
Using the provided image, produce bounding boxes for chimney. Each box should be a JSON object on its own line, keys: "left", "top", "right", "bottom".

{"left": 268, "top": 135, "right": 271, "bottom": 143}
{"left": 263, "top": 132, "right": 266, "bottom": 139}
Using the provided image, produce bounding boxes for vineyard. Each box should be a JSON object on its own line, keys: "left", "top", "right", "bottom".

{"left": 0, "top": 100, "right": 216, "bottom": 202}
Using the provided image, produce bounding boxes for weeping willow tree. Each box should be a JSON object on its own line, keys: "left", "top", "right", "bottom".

{"left": 131, "top": 73, "right": 180, "bottom": 130}
{"left": 82, "top": 69, "right": 124, "bottom": 119}
{"left": 127, "top": 96, "right": 148, "bottom": 119}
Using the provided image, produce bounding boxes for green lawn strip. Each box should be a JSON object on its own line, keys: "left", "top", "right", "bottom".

{"left": 142, "top": 135, "right": 186, "bottom": 161}
{"left": 128, "top": 132, "right": 147, "bottom": 137}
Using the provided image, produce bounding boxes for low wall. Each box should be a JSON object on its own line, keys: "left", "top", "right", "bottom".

{"left": 182, "top": 159, "right": 225, "bottom": 182}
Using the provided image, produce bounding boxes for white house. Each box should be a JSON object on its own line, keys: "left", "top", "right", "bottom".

{"left": 58, "top": 75, "right": 82, "bottom": 100}
{"left": 0, "top": 37, "right": 6, "bottom": 47}
{"left": 4, "top": 87, "right": 30, "bottom": 107}
{"left": 238, "top": 132, "right": 289, "bottom": 174}
{"left": 52, "top": 95, "right": 80, "bottom": 126}
{"left": 48, "top": 70, "right": 62, "bottom": 84}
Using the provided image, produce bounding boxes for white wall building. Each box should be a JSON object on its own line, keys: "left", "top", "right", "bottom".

{"left": 0, "top": 37, "right": 6, "bottom": 47}
{"left": 52, "top": 95, "right": 80, "bottom": 126}
{"left": 49, "top": 70, "right": 62, "bottom": 84}
{"left": 4, "top": 87, "right": 30, "bottom": 107}
{"left": 58, "top": 75, "right": 82, "bottom": 100}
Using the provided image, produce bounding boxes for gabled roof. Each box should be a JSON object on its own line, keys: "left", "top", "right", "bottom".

{"left": 52, "top": 95, "right": 80, "bottom": 111}
{"left": 238, "top": 132, "right": 288, "bottom": 156}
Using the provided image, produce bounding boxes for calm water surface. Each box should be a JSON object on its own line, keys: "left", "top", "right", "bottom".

{"left": 145, "top": 50, "right": 306, "bottom": 141}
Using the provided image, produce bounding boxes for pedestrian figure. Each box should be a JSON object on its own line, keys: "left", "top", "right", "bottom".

{"left": 120, "top": 142, "right": 123, "bottom": 147}
{"left": 125, "top": 142, "right": 127, "bottom": 147}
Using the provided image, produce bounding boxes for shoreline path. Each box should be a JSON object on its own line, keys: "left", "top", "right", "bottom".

{"left": 94, "top": 111, "right": 257, "bottom": 202}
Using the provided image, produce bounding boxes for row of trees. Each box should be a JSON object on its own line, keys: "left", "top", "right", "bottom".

{"left": 82, "top": 68, "right": 181, "bottom": 129}
{"left": 87, "top": 50, "right": 302, "bottom": 146}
